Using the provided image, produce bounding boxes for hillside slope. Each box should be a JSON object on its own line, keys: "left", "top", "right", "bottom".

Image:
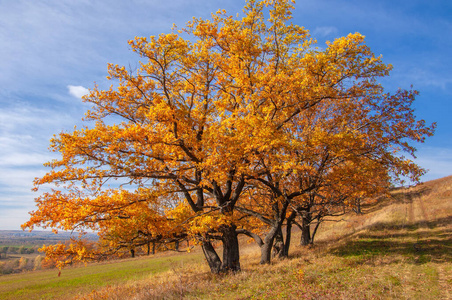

{"left": 1, "top": 176, "right": 451, "bottom": 299}
{"left": 81, "top": 176, "right": 452, "bottom": 299}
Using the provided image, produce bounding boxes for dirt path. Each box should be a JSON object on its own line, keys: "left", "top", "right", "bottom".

{"left": 407, "top": 187, "right": 451, "bottom": 299}
{"left": 416, "top": 192, "right": 429, "bottom": 223}
{"left": 406, "top": 191, "right": 415, "bottom": 225}
{"left": 405, "top": 187, "right": 429, "bottom": 225}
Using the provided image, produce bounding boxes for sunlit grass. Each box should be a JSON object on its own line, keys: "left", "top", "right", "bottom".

{"left": 0, "top": 252, "right": 203, "bottom": 300}
{"left": 2, "top": 176, "right": 452, "bottom": 299}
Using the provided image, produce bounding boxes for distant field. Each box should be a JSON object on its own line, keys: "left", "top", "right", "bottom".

{"left": 1, "top": 176, "right": 451, "bottom": 299}
{"left": 0, "top": 231, "right": 98, "bottom": 247}
{"left": 1, "top": 253, "right": 40, "bottom": 261}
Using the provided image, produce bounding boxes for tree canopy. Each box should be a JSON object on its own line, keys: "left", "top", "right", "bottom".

{"left": 23, "top": 0, "right": 435, "bottom": 273}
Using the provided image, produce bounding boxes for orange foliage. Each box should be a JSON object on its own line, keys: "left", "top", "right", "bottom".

{"left": 22, "top": 0, "right": 434, "bottom": 269}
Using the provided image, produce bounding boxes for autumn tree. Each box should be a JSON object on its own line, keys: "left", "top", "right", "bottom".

{"left": 23, "top": 0, "right": 434, "bottom": 273}
{"left": 232, "top": 29, "right": 434, "bottom": 262}
{"left": 280, "top": 84, "right": 436, "bottom": 249}
{"left": 244, "top": 81, "right": 434, "bottom": 260}
{"left": 22, "top": 0, "right": 309, "bottom": 273}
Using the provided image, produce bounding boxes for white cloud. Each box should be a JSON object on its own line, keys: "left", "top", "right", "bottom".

{"left": 312, "top": 26, "right": 338, "bottom": 37}
{"left": 0, "top": 152, "right": 54, "bottom": 167}
{"left": 68, "top": 85, "right": 90, "bottom": 99}
{"left": 0, "top": 168, "right": 41, "bottom": 192}
{"left": 393, "top": 67, "right": 452, "bottom": 91}
{"left": 0, "top": 105, "right": 76, "bottom": 209}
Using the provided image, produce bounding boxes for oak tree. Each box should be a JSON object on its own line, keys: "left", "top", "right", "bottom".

{"left": 23, "top": 0, "right": 434, "bottom": 272}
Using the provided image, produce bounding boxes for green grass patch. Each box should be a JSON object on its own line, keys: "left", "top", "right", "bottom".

{"left": 0, "top": 252, "right": 203, "bottom": 300}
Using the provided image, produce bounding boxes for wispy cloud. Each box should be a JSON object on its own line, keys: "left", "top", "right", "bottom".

{"left": 0, "top": 0, "right": 241, "bottom": 230}
{"left": 0, "top": 208, "right": 34, "bottom": 230}
{"left": 0, "top": 1, "right": 238, "bottom": 96}
{"left": 312, "top": 26, "right": 338, "bottom": 38}
{"left": 0, "top": 105, "right": 74, "bottom": 214}
{"left": 0, "top": 152, "right": 54, "bottom": 168}
{"left": 393, "top": 67, "right": 452, "bottom": 92}
{"left": 415, "top": 146, "right": 452, "bottom": 181}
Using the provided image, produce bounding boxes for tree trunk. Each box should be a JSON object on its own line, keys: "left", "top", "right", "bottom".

{"left": 272, "top": 227, "right": 284, "bottom": 258}
{"left": 300, "top": 209, "right": 312, "bottom": 246}
{"left": 152, "top": 241, "right": 156, "bottom": 255}
{"left": 260, "top": 225, "right": 279, "bottom": 264}
{"left": 310, "top": 215, "right": 321, "bottom": 245}
{"left": 354, "top": 198, "right": 362, "bottom": 214}
{"left": 283, "top": 211, "right": 297, "bottom": 257}
{"left": 147, "top": 242, "right": 150, "bottom": 255}
{"left": 260, "top": 240, "right": 273, "bottom": 264}
{"left": 130, "top": 249, "right": 135, "bottom": 258}
{"left": 261, "top": 199, "right": 291, "bottom": 264}
{"left": 175, "top": 240, "right": 179, "bottom": 251}
{"left": 220, "top": 224, "right": 240, "bottom": 272}
{"left": 201, "top": 241, "right": 222, "bottom": 274}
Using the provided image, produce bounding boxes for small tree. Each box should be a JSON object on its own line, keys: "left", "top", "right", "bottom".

{"left": 18, "top": 257, "right": 28, "bottom": 270}
{"left": 33, "top": 255, "right": 43, "bottom": 271}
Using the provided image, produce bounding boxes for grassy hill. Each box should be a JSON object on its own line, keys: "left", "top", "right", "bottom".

{"left": 1, "top": 176, "right": 451, "bottom": 299}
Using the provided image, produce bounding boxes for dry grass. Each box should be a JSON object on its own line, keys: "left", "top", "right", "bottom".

{"left": 75, "top": 176, "right": 452, "bottom": 299}
{"left": 3, "top": 176, "right": 451, "bottom": 299}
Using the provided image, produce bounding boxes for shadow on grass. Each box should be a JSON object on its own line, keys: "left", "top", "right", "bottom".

{"left": 364, "top": 215, "right": 452, "bottom": 233}
{"left": 330, "top": 216, "right": 452, "bottom": 265}
{"left": 358, "top": 185, "right": 433, "bottom": 216}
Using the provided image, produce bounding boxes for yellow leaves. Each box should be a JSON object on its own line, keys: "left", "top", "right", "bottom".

{"left": 296, "top": 268, "right": 305, "bottom": 281}
{"left": 23, "top": 0, "right": 436, "bottom": 271}
{"left": 166, "top": 202, "right": 194, "bottom": 224}
{"left": 166, "top": 201, "right": 235, "bottom": 237}
{"left": 38, "top": 239, "right": 96, "bottom": 270}
{"left": 188, "top": 213, "right": 230, "bottom": 236}
{"left": 322, "top": 33, "right": 393, "bottom": 83}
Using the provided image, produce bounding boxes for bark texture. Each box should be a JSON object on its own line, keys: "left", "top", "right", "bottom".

{"left": 220, "top": 225, "right": 241, "bottom": 272}
{"left": 201, "top": 241, "right": 222, "bottom": 274}
{"left": 300, "top": 209, "right": 312, "bottom": 246}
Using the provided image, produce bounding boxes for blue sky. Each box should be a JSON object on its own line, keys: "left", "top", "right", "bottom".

{"left": 1, "top": 0, "right": 451, "bottom": 230}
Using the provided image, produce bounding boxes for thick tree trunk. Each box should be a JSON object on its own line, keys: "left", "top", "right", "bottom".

{"left": 220, "top": 224, "right": 240, "bottom": 272}
{"left": 147, "top": 242, "right": 151, "bottom": 255}
{"left": 201, "top": 241, "right": 222, "bottom": 274}
{"left": 261, "top": 199, "right": 291, "bottom": 264}
{"left": 260, "top": 225, "right": 279, "bottom": 264}
{"left": 130, "top": 249, "right": 135, "bottom": 258}
{"left": 300, "top": 223, "right": 311, "bottom": 246}
{"left": 300, "top": 209, "right": 312, "bottom": 246}
{"left": 260, "top": 240, "right": 273, "bottom": 264}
